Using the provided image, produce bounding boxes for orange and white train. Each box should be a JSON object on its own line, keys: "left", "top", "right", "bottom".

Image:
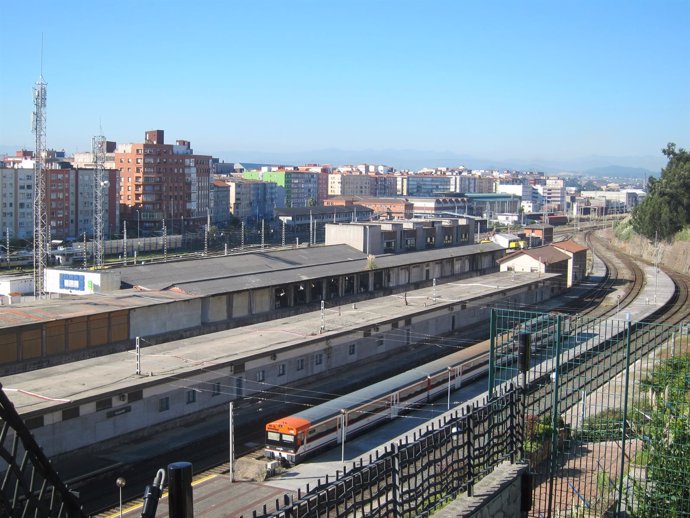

{"left": 265, "top": 340, "right": 494, "bottom": 465}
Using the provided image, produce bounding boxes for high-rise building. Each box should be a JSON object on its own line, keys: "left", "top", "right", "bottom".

{"left": 114, "top": 130, "right": 212, "bottom": 235}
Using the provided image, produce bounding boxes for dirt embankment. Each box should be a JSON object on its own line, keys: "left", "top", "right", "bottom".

{"left": 600, "top": 228, "right": 690, "bottom": 277}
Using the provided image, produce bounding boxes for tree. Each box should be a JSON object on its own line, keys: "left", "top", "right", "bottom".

{"left": 632, "top": 143, "right": 690, "bottom": 241}
{"left": 634, "top": 355, "right": 690, "bottom": 517}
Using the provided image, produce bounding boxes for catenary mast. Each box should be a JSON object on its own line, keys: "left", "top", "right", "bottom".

{"left": 92, "top": 134, "right": 106, "bottom": 268}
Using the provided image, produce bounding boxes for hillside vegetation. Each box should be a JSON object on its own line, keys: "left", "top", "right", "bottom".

{"left": 632, "top": 143, "right": 690, "bottom": 241}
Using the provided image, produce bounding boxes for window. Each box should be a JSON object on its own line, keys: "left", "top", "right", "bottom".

{"left": 377, "top": 337, "right": 384, "bottom": 347}
{"left": 314, "top": 353, "right": 323, "bottom": 366}
{"left": 25, "top": 416, "right": 44, "bottom": 430}
{"left": 278, "top": 363, "right": 286, "bottom": 376}
{"left": 186, "top": 390, "right": 196, "bottom": 404}
{"left": 348, "top": 344, "right": 356, "bottom": 355}
{"left": 128, "top": 390, "right": 143, "bottom": 402}
{"left": 158, "top": 397, "right": 170, "bottom": 412}
{"left": 96, "top": 398, "right": 112, "bottom": 411}
{"left": 296, "top": 358, "right": 305, "bottom": 371}
{"left": 257, "top": 370, "right": 265, "bottom": 382}
{"left": 62, "top": 407, "right": 79, "bottom": 420}
{"left": 212, "top": 382, "right": 221, "bottom": 396}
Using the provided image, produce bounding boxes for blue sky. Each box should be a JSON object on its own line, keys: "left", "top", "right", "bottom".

{"left": 1, "top": 0, "right": 688, "bottom": 169}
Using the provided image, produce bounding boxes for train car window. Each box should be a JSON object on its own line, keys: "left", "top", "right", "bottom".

{"left": 308, "top": 418, "right": 338, "bottom": 441}
{"left": 281, "top": 434, "right": 295, "bottom": 443}
{"left": 267, "top": 431, "right": 281, "bottom": 442}
{"left": 350, "top": 399, "right": 388, "bottom": 424}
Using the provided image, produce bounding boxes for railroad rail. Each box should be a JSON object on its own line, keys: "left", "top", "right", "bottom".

{"left": 80, "top": 234, "right": 667, "bottom": 515}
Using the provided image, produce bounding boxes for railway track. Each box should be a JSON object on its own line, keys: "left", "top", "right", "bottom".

{"left": 81, "top": 234, "right": 665, "bottom": 516}
{"left": 525, "top": 241, "right": 689, "bottom": 421}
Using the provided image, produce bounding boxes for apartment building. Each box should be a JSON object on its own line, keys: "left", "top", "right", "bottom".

{"left": 243, "top": 169, "right": 318, "bottom": 208}
{"left": 0, "top": 167, "right": 34, "bottom": 239}
{"left": 539, "top": 177, "right": 566, "bottom": 212}
{"left": 0, "top": 164, "right": 119, "bottom": 240}
{"left": 115, "top": 130, "right": 212, "bottom": 235}
{"left": 328, "top": 172, "right": 398, "bottom": 198}
{"left": 495, "top": 182, "right": 543, "bottom": 211}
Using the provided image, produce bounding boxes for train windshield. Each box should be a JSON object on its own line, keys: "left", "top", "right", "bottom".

{"left": 266, "top": 431, "right": 296, "bottom": 444}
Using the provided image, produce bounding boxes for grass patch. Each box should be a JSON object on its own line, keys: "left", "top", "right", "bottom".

{"left": 579, "top": 409, "right": 624, "bottom": 442}
{"left": 675, "top": 226, "right": 690, "bottom": 243}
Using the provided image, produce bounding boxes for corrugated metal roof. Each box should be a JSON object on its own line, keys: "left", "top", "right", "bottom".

{"left": 124, "top": 242, "right": 505, "bottom": 296}
{"left": 120, "top": 245, "right": 368, "bottom": 291}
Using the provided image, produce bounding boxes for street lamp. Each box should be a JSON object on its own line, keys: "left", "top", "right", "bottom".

{"left": 116, "top": 477, "right": 126, "bottom": 518}
{"left": 447, "top": 366, "right": 453, "bottom": 410}
{"left": 136, "top": 209, "right": 140, "bottom": 239}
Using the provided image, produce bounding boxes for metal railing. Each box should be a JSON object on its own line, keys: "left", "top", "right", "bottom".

{"left": 243, "top": 384, "right": 522, "bottom": 518}
{"left": 0, "top": 383, "right": 85, "bottom": 518}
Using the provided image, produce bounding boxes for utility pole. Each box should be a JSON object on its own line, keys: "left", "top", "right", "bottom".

{"left": 123, "top": 221, "right": 127, "bottom": 265}
{"left": 163, "top": 219, "right": 167, "bottom": 261}
{"left": 229, "top": 402, "right": 234, "bottom": 483}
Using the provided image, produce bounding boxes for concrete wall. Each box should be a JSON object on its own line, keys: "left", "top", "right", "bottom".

{"left": 202, "top": 294, "right": 229, "bottom": 323}
{"left": 130, "top": 299, "right": 202, "bottom": 338}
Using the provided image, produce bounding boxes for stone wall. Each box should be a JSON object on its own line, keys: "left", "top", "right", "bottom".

{"left": 433, "top": 462, "right": 528, "bottom": 518}
{"left": 604, "top": 228, "right": 690, "bottom": 276}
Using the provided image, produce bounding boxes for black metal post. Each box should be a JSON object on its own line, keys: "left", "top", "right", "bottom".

{"left": 168, "top": 462, "right": 194, "bottom": 518}
{"left": 467, "top": 405, "right": 475, "bottom": 497}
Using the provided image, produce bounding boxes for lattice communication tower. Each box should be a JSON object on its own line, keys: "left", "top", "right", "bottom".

{"left": 32, "top": 75, "right": 48, "bottom": 297}
{"left": 92, "top": 134, "right": 106, "bottom": 268}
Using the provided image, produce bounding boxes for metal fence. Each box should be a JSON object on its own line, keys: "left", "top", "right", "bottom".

{"left": 0, "top": 383, "right": 85, "bottom": 518}
{"left": 489, "top": 308, "right": 690, "bottom": 518}
{"left": 244, "top": 384, "right": 522, "bottom": 518}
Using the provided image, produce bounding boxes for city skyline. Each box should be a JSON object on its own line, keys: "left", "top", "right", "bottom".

{"left": 1, "top": 0, "right": 688, "bottom": 171}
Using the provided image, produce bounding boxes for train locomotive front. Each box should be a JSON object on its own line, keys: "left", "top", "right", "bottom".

{"left": 265, "top": 416, "right": 311, "bottom": 465}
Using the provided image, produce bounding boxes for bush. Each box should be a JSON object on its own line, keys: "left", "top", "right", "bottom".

{"left": 579, "top": 409, "right": 624, "bottom": 442}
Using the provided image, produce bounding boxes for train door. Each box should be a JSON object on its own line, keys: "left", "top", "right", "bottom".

{"left": 451, "top": 365, "right": 462, "bottom": 390}
{"left": 336, "top": 414, "right": 347, "bottom": 444}
{"left": 391, "top": 392, "right": 400, "bottom": 418}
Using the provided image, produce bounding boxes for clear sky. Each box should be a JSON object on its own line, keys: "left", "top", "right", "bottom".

{"left": 1, "top": 0, "right": 688, "bottom": 169}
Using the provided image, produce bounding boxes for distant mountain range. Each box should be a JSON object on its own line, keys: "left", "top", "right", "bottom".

{"left": 217, "top": 147, "right": 664, "bottom": 178}
{"left": 581, "top": 165, "right": 660, "bottom": 179}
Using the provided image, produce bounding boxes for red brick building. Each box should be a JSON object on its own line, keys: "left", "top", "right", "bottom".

{"left": 324, "top": 196, "right": 413, "bottom": 219}
{"left": 115, "top": 130, "right": 212, "bottom": 235}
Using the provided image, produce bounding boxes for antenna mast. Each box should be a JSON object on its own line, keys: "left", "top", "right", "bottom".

{"left": 32, "top": 73, "right": 48, "bottom": 298}
{"left": 92, "top": 133, "right": 106, "bottom": 268}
